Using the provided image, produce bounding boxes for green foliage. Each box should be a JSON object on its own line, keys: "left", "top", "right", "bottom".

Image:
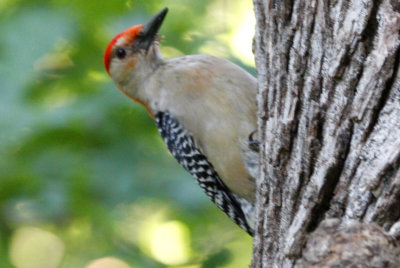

{"left": 0, "top": 0, "right": 255, "bottom": 267}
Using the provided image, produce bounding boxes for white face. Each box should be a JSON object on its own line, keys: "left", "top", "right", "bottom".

{"left": 108, "top": 36, "right": 140, "bottom": 86}
{"left": 111, "top": 45, "right": 161, "bottom": 80}
{"left": 108, "top": 35, "right": 162, "bottom": 101}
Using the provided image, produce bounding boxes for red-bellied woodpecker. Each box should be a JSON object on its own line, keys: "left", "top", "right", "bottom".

{"left": 104, "top": 8, "right": 258, "bottom": 236}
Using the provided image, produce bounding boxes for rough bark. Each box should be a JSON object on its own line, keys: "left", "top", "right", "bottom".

{"left": 251, "top": 0, "right": 400, "bottom": 267}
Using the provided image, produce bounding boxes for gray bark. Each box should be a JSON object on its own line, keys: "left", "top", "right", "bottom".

{"left": 251, "top": 0, "right": 400, "bottom": 267}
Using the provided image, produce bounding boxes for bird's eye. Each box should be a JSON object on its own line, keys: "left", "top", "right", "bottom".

{"left": 116, "top": 48, "right": 126, "bottom": 59}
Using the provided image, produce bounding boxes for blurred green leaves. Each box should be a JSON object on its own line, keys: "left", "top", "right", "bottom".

{"left": 0, "top": 0, "right": 255, "bottom": 267}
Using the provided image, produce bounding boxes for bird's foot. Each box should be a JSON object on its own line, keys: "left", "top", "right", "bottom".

{"left": 248, "top": 130, "right": 259, "bottom": 153}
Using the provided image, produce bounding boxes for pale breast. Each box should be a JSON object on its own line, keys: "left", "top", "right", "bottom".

{"left": 148, "top": 55, "right": 258, "bottom": 202}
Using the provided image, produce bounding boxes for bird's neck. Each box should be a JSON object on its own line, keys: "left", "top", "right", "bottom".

{"left": 120, "top": 47, "right": 165, "bottom": 102}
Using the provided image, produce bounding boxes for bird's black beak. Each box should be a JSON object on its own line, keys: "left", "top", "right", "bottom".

{"left": 138, "top": 7, "right": 168, "bottom": 51}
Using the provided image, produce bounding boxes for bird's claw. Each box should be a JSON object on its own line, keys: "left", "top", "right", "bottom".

{"left": 248, "top": 130, "right": 259, "bottom": 153}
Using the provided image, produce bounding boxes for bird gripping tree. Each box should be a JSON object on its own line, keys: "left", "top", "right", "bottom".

{"left": 104, "top": 8, "right": 258, "bottom": 236}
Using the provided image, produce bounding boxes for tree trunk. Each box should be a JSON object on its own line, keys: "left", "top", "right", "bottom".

{"left": 251, "top": 0, "right": 400, "bottom": 267}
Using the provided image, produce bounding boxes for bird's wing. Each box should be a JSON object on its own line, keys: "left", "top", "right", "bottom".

{"left": 155, "top": 111, "right": 254, "bottom": 236}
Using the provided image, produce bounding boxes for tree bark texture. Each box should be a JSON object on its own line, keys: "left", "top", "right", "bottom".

{"left": 251, "top": 0, "right": 400, "bottom": 267}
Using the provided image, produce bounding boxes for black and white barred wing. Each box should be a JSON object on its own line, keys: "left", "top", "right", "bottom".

{"left": 155, "top": 112, "right": 254, "bottom": 236}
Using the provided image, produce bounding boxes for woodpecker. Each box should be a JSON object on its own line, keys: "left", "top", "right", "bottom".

{"left": 104, "top": 8, "right": 258, "bottom": 236}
